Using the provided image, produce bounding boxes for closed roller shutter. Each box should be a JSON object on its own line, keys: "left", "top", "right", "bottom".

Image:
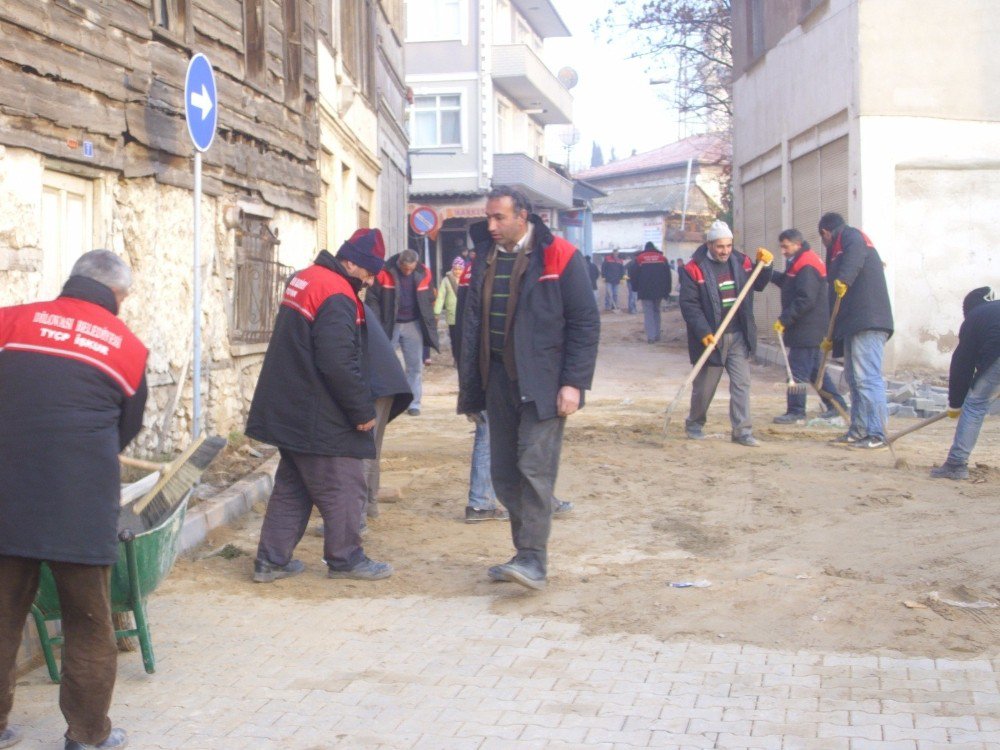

{"left": 792, "top": 150, "right": 821, "bottom": 250}
{"left": 758, "top": 168, "right": 784, "bottom": 326}
{"left": 820, "top": 136, "right": 849, "bottom": 220}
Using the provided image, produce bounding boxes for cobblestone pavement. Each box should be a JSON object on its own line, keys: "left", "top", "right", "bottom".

{"left": 8, "top": 590, "right": 1000, "bottom": 749}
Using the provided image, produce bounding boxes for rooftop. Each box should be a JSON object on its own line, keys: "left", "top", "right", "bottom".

{"left": 574, "top": 133, "right": 731, "bottom": 181}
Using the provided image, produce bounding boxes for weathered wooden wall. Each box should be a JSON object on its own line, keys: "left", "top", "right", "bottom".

{"left": 0, "top": 0, "right": 320, "bottom": 216}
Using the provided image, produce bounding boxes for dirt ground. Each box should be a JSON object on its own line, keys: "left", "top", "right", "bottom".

{"left": 173, "top": 304, "right": 1000, "bottom": 660}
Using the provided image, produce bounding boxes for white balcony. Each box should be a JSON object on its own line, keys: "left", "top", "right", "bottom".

{"left": 491, "top": 44, "right": 572, "bottom": 126}
{"left": 493, "top": 152, "right": 573, "bottom": 209}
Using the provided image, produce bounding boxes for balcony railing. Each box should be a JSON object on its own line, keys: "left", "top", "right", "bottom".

{"left": 491, "top": 44, "right": 572, "bottom": 126}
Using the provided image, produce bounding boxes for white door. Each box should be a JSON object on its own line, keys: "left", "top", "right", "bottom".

{"left": 40, "top": 171, "right": 94, "bottom": 298}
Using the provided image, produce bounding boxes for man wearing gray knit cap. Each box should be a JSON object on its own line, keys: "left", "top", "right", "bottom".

{"left": 679, "top": 220, "right": 773, "bottom": 446}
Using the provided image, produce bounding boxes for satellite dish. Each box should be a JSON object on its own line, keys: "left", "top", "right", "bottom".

{"left": 557, "top": 67, "right": 579, "bottom": 90}
{"left": 558, "top": 126, "right": 581, "bottom": 148}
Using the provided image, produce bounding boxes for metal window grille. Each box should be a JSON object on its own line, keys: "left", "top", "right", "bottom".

{"left": 232, "top": 216, "right": 290, "bottom": 344}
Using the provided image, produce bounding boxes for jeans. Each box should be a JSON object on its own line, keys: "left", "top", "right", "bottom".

{"left": 604, "top": 282, "right": 620, "bottom": 310}
{"left": 627, "top": 289, "right": 638, "bottom": 314}
{"left": 0, "top": 557, "right": 116, "bottom": 745}
{"left": 468, "top": 414, "right": 498, "bottom": 510}
{"left": 843, "top": 329, "right": 889, "bottom": 439}
{"left": 787, "top": 346, "right": 848, "bottom": 415}
{"left": 686, "top": 332, "right": 753, "bottom": 438}
{"left": 392, "top": 320, "right": 424, "bottom": 411}
{"left": 946, "top": 357, "right": 1000, "bottom": 466}
{"left": 641, "top": 298, "right": 662, "bottom": 342}
{"left": 362, "top": 396, "right": 394, "bottom": 517}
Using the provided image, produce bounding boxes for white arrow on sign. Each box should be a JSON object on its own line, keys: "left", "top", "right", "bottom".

{"left": 190, "top": 85, "right": 213, "bottom": 120}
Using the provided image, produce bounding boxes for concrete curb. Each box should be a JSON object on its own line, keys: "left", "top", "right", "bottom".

{"left": 178, "top": 454, "right": 279, "bottom": 554}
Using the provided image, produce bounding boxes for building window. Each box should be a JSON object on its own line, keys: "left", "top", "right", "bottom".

{"left": 152, "top": 0, "right": 190, "bottom": 39}
{"left": 496, "top": 99, "right": 510, "bottom": 152}
{"left": 282, "top": 0, "right": 302, "bottom": 103}
{"left": 245, "top": 0, "right": 266, "bottom": 84}
{"left": 407, "top": 0, "right": 463, "bottom": 42}
{"left": 412, "top": 94, "right": 462, "bottom": 148}
{"left": 341, "top": 0, "right": 375, "bottom": 98}
{"left": 748, "top": 0, "right": 765, "bottom": 60}
{"left": 232, "top": 214, "right": 291, "bottom": 344}
{"left": 40, "top": 171, "right": 94, "bottom": 299}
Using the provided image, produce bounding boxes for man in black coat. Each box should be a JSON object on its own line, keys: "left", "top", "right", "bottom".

{"left": 818, "top": 213, "right": 894, "bottom": 449}
{"left": 457, "top": 186, "right": 599, "bottom": 589}
{"left": 600, "top": 249, "right": 625, "bottom": 311}
{"left": 633, "top": 241, "right": 672, "bottom": 343}
{"left": 931, "top": 288, "right": 1000, "bottom": 480}
{"left": 679, "top": 220, "right": 773, "bottom": 446}
{"left": 368, "top": 249, "right": 439, "bottom": 416}
{"left": 0, "top": 250, "right": 147, "bottom": 750}
{"left": 770, "top": 229, "right": 848, "bottom": 423}
{"left": 247, "top": 229, "right": 392, "bottom": 583}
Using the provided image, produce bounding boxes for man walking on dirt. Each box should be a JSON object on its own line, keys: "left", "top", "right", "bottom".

{"left": 680, "top": 220, "right": 774, "bottom": 446}
{"left": 632, "top": 241, "right": 672, "bottom": 344}
{"left": 770, "top": 229, "right": 848, "bottom": 423}
{"left": 818, "top": 213, "right": 894, "bottom": 450}
{"left": 0, "top": 250, "right": 147, "bottom": 750}
{"left": 457, "top": 186, "right": 599, "bottom": 589}
{"left": 247, "top": 229, "right": 393, "bottom": 583}
{"left": 601, "top": 249, "right": 625, "bottom": 311}
{"left": 930, "top": 287, "right": 1000, "bottom": 480}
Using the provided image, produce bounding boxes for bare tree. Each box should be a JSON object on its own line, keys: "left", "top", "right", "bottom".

{"left": 597, "top": 1, "right": 732, "bottom": 135}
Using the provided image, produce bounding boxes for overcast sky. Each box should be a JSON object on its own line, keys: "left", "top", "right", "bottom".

{"left": 543, "top": 0, "right": 683, "bottom": 171}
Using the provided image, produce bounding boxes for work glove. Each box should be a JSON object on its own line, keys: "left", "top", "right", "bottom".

{"left": 466, "top": 412, "right": 486, "bottom": 425}
{"left": 701, "top": 333, "right": 716, "bottom": 348}
{"left": 820, "top": 338, "right": 833, "bottom": 353}
{"left": 947, "top": 408, "right": 961, "bottom": 419}
{"left": 755, "top": 247, "right": 774, "bottom": 266}
{"left": 833, "top": 279, "right": 848, "bottom": 298}
{"left": 773, "top": 320, "right": 785, "bottom": 335}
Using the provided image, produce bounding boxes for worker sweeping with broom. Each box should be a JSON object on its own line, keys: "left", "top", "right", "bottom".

{"left": 769, "top": 229, "right": 849, "bottom": 424}
{"left": 679, "top": 220, "right": 773, "bottom": 446}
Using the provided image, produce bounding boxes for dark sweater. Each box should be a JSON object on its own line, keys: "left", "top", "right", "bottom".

{"left": 949, "top": 300, "right": 1000, "bottom": 408}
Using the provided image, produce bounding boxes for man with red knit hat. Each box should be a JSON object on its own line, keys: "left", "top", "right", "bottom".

{"left": 247, "top": 228, "right": 393, "bottom": 582}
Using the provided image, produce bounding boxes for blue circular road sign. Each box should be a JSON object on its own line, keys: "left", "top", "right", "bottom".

{"left": 410, "top": 206, "right": 438, "bottom": 236}
{"left": 185, "top": 53, "right": 218, "bottom": 152}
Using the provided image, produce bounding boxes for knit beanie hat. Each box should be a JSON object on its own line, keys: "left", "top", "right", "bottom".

{"left": 451, "top": 256, "right": 466, "bottom": 269}
{"left": 337, "top": 228, "right": 386, "bottom": 274}
{"left": 705, "top": 220, "right": 733, "bottom": 242}
{"left": 963, "top": 286, "right": 991, "bottom": 317}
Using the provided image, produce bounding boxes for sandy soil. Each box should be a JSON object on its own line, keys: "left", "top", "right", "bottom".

{"left": 172, "top": 304, "right": 1000, "bottom": 659}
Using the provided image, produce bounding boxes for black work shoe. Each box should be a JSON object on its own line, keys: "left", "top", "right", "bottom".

{"left": 930, "top": 462, "right": 969, "bottom": 480}
{"left": 65, "top": 728, "right": 128, "bottom": 749}
{"left": 830, "top": 432, "right": 862, "bottom": 444}
{"left": 465, "top": 506, "right": 509, "bottom": 523}
{"left": 852, "top": 436, "right": 887, "bottom": 450}
{"left": 327, "top": 556, "right": 393, "bottom": 580}
{"left": 553, "top": 500, "right": 574, "bottom": 516}
{"left": 0, "top": 726, "right": 22, "bottom": 749}
{"left": 731, "top": 434, "right": 760, "bottom": 448}
{"left": 406, "top": 407, "right": 420, "bottom": 416}
{"left": 818, "top": 407, "right": 843, "bottom": 420}
{"left": 685, "top": 427, "right": 706, "bottom": 440}
{"left": 772, "top": 413, "right": 806, "bottom": 425}
{"left": 252, "top": 558, "right": 305, "bottom": 583}
{"left": 489, "top": 559, "right": 547, "bottom": 590}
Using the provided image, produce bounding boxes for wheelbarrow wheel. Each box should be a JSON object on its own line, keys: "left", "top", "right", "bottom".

{"left": 112, "top": 611, "right": 137, "bottom": 652}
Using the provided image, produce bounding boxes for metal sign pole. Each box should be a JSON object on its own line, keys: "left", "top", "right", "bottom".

{"left": 192, "top": 151, "right": 202, "bottom": 438}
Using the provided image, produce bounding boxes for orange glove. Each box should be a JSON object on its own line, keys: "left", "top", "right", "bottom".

{"left": 833, "top": 279, "right": 848, "bottom": 298}
{"left": 947, "top": 408, "right": 961, "bottom": 419}
{"left": 820, "top": 338, "right": 833, "bottom": 353}
{"left": 755, "top": 247, "right": 774, "bottom": 266}
{"left": 701, "top": 333, "right": 716, "bottom": 348}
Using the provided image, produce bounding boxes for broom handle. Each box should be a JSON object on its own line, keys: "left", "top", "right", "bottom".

{"left": 886, "top": 412, "right": 947, "bottom": 445}
{"left": 665, "top": 258, "right": 768, "bottom": 429}
{"left": 131, "top": 435, "right": 207, "bottom": 515}
{"left": 814, "top": 294, "right": 843, "bottom": 389}
{"left": 777, "top": 329, "right": 795, "bottom": 382}
{"left": 120, "top": 455, "right": 168, "bottom": 472}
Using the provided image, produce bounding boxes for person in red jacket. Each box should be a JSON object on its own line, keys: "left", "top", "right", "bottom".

{"left": 0, "top": 250, "right": 147, "bottom": 750}
{"left": 247, "top": 229, "right": 392, "bottom": 583}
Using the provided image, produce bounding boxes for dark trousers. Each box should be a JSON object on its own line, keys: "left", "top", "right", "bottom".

{"left": 787, "top": 346, "right": 848, "bottom": 415}
{"left": 447, "top": 324, "right": 459, "bottom": 366}
{"left": 0, "top": 556, "right": 115, "bottom": 745}
{"left": 256, "top": 450, "right": 367, "bottom": 570}
{"left": 486, "top": 361, "right": 565, "bottom": 574}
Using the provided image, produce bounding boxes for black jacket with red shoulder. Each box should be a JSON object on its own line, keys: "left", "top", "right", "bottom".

{"left": 457, "top": 215, "right": 600, "bottom": 420}
{"left": 633, "top": 247, "right": 672, "bottom": 300}
{"left": 368, "top": 254, "right": 440, "bottom": 351}
{"left": 825, "top": 225, "right": 894, "bottom": 346}
{"left": 0, "top": 276, "right": 148, "bottom": 565}
{"left": 679, "top": 243, "right": 772, "bottom": 365}
{"left": 246, "top": 251, "right": 376, "bottom": 458}
{"left": 769, "top": 245, "right": 829, "bottom": 348}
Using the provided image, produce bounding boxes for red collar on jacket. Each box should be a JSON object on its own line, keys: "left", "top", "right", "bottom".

{"left": 786, "top": 249, "right": 827, "bottom": 278}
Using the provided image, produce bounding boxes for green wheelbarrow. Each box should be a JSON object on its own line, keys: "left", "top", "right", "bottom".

{"left": 29, "top": 493, "right": 190, "bottom": 683}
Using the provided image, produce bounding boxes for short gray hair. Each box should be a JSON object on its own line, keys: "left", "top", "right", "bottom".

{"left": 398, "top": 249, "right": 419, "bottom": 265}
{"left": 70, "top": 250, "right": 133, "bottom": 294}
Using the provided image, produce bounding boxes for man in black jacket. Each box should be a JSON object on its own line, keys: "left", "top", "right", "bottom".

{"left": 247, "top": 229, "right": 392, "bottom": 583}
{"left": 680, "top": 221, "right": 773, "bottom": 446}
{"left": 819, "top": 213, "right": 894, "bottom": 449}
{"left": 0, "top": 250, "right": 146, "bottom": 750}
{"left": 369, "top": 249, "right": 439, "bottom": 416}
{"left": 633, "top": 241, "right": 672, "bottom": 343}
{"left": 770, "top": 229, "right": 848, "bottom": 423}
{"left": 601, "top": 249, "right": 625, "bottom": 311}
{"left": 457, "top": 186, "right": 599, "bottom": 589}
{"left": 931, "top": 287, "right": 1000, "bottom": 480}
